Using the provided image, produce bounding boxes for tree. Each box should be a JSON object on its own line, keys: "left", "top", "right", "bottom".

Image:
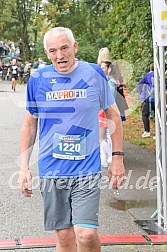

{"left": 0, "top": 0, "right": 154, "bottom": 87}
{"left": 101, "top": 0, "right": 153, "bottom": 88}
{"left": 0, "top": 0, "right": 17, "bottom": 40}
{"left": 14, "top": 0, "right": 35, "bottom": 60}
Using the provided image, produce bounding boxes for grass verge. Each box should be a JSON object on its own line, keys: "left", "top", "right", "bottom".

{"left": 123, "top": 110, "right": 156, "bottom": 153}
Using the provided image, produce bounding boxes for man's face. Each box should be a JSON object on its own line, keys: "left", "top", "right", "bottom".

{"left": 12, "top": 59, "right": 17, "bottom": 65}
{"left": 45, "top": 34, "right": 78, "bottom": 73}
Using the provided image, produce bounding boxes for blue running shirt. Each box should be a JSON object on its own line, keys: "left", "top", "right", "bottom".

{"left": 26, "top": 61, "right": 115, "bottom": 178}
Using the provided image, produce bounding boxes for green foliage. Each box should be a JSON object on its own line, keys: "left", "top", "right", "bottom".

{"left": 76, "top": 36, "right": 99, "bottom": 63}
{"left": 133, "top": 139, "right": 147, "bottom": 145}
{"left": 0, "top": 0, "right": 154, "bottom": 86}
{"left": 101, "top": 0, "right": 153, "bottom": 89}
{"left": 0, "top": 0, "right": 17, "bottom": 40}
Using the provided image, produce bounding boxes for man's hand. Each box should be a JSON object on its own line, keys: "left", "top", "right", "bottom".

{"left": 18, "top": 169, "right": 33, "bottom": 197}
{"left": 108, "top": 156, "right": 126, "bottom": 189}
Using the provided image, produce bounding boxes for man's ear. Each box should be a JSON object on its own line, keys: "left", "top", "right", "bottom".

{"left": 74, "top": 41, "right": 78, "bottom": 54}
{"left": 44, "top": 49, "right": 50, "bottom": 59}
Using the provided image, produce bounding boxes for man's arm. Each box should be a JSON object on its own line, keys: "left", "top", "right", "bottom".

{"left": 105, "top": 103, "right": 125, "bottom": 189}
{"left": 18, "top": 111, "right": 38, "bottom": 197}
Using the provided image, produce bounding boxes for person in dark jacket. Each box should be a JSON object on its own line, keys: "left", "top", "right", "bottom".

{"left": 137, "top": 63, "right": 155, "bottom": 138}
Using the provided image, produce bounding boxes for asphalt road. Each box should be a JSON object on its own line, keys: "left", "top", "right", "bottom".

{"left": 0, "top": 80, "right": 166, "bottom": 251}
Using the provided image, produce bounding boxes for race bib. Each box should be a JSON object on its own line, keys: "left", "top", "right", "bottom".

{"left": 12, "top": 69, "right": 17, "bottom": 74}
{"left": 53, "top": 133, "right": 86, "bottom": 160}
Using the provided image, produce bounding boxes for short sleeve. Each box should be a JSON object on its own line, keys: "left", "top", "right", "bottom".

{"left": 90, "top": 64, "right": 115, "bottom": 110}
{"left": 100, "top": 78, "right": 115, "bottom": 111}
{"left": 26, "top": 75, "right": 38, "bottom": 116}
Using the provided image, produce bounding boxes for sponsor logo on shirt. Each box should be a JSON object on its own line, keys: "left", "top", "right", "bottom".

{"left": 50, "top": 79, "right": 57, "bottom": 84}
{"left": 46, "top": 89, "right": 87, "bottom": 101}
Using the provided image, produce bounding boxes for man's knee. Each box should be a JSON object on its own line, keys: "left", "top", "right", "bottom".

{"left": 75, "top": 226, "right": 98, "bottom": 248}
{"left": 56, "top": 227, "right": 75, "bottom": 247}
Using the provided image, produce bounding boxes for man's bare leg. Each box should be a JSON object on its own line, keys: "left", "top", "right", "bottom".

{"left": 13, "top": 79, "right": 16, "bottom": 91}
{"left": 12, "top": 78, "right": 16, "bottom": 91}
{"left": 55, "top": 227, "right": 77, "bottom": 252}
{"left": 74, "top": 226, "right": 101, "bottom": 252}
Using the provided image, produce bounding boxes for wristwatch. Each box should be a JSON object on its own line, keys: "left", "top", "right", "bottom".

{"left": 112, "top": 151, "right": 125, "bottom": 156}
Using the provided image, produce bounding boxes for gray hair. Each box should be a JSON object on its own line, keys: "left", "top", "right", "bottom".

{"left": 43, "top": 27, "right": 75, "bottom": 51}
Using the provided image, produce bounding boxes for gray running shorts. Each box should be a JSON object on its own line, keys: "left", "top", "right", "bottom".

{"left": 40, "top": 173, "right": 101, "bottom": 231}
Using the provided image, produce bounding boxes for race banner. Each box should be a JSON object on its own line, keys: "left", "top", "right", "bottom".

{"left": 150, "top": 0, "right": 167, "bottom": 46}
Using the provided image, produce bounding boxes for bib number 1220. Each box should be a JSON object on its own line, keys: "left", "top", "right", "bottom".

{"left": 58, "top": 142, "right": 81, "bottom": 153}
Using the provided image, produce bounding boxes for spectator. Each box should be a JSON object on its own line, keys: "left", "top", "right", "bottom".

{"left": 32, "top": 58, "right": 39, "bottom": 69}
{"left": 21, "top": 61, "right": 31, "bottom": 84}
{"left": 0, "top": 62, "right": 2, "bottom": 81}
{"left": 19, "top": 63, "right": 24, "bottom": 80}
{"left": 97, "top": 47, "right": 111, "bottom": 65}
{"left": 2, "top": 64, "right": 9, "bottom": 80}
{"left": 137, "top": 63, "right": 155, "bottom": 138}
{"left": 99, "top": 61, "right": 114, "bottom": 167}
{"left": 110, "top": 60, "right": 129, "bottom": 121}
{"left": 97, "top": 48, "right": 128, "bottom": 121}
{"left": 38, "top": 57, "right": 46, "bottom": 69}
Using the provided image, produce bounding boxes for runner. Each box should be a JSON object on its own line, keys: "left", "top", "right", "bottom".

{"left": 7, "top": 58, "right": 19, "bottom": 91}
{"left": 18, "top": 27, "right": 125, "bottom": 252}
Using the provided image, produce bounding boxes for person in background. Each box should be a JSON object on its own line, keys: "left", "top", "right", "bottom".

{"left": 23, "top": 61, "right": 31, "bottom": 74}
{"left": 32, "top": 58, "right": 39, "bottom": 69}
{"left": 0, "top": 62, "right": 3, "bottom": 81}
{"left": 2, "top": 63, "right": 8, "bottom": 80}
{"left": 110, "top": 60, "right": 129, "bottom": 122}
{"left": 137, "top": 63, "right": 155, "bottom": 138}
{"left": 7, "top": 58, "right": 19, "bottom": 91}
{"left": 97, "top": 48, "right": 128, "bottom": 121}
{"left": 99, "top": 61, "right": 115, "bottom": 167}
{"left": 18, "top": 26, "right": 125, "bottom": 252}
{"left": 100, "top": 61, "right": 116, "bottom": 92}
{"left": 8, "top": 49, "right": 14, "bottom": 58}
{"left": 97, "top": 49, "right": 113, "bottom": 167}
{"left": 19, "top": 63, "right": 24, "bottom": 81}
{"left": 21, "top": 61, "right": 31, "bottom": 84}
{"left": 97, "top": 47, "right": 110, "bottom": 66}
{"left": 38, "top": 57, "right": 46, "bottom": 69}
{"left": 97, "top": 52, "right": 128, "bottom": 166}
